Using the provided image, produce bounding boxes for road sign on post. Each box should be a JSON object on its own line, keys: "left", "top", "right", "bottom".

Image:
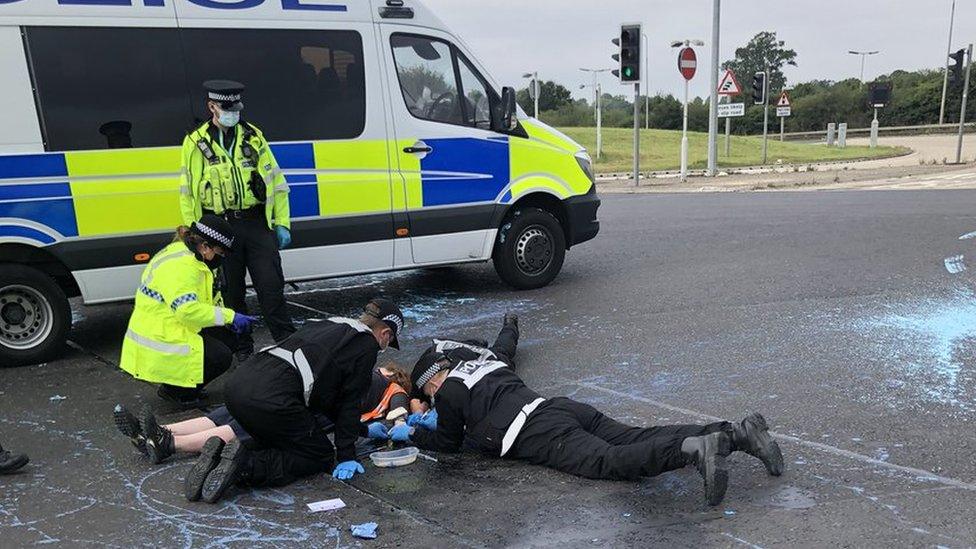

{"left": 717, "top": 103, "right": 745, "bottom": 117}
{"left": 679, "top": 48, "right": 697, "bottom": 80}
{"left": 678, "top": 46, "right": 697, "bottom": 182}
{"left": 717, "top": 69, "right": 741, "bottom": 95}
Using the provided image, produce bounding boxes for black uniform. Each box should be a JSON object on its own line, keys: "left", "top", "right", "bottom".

{"left": 411, "top": 360, "right": 731, "bottom": 481}
{"left": 224, "top": 318, "right": 379, "bottom": 487}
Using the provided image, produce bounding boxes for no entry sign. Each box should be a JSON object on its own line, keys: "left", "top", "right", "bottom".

{"left": 678, "top": 47, "right": 697, "bottom": 80}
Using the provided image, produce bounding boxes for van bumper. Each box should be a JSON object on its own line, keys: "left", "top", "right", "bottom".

{"left": 564, "top": 187, "right": 600, "bottom": 248}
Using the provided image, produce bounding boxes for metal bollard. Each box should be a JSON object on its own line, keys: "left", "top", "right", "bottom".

{"left": 826, "top": 123, "right": 836, "bottom": 146}
{"left": 838, "top": 123, "right": 847, "bottom": 148}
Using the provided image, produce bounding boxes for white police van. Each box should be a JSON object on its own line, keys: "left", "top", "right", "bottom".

{"left": 0, "top": 0, "right": 600, "bottom": 365}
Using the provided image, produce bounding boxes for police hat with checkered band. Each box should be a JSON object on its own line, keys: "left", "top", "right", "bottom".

{"left": 203, "top": 80, "right": 245, "bottom": 112}
{"left": 364, "top": 297, "right": 404, "bottom": 350}
{"left": 190, "top": 214, "right": 235, "bottom": 253}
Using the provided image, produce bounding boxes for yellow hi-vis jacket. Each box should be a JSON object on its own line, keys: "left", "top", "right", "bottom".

{"left": 178, "top": 120, "right": 291, "bottom": 230}
{"left": 120, "top": 241, "right": 236, "bottom": 388}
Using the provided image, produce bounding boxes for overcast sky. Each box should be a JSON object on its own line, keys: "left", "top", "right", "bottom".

{"left": 424, "top": 0, "right": 975, "bottom": 101}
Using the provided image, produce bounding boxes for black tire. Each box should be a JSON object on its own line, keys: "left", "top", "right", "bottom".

{"left": 0, "top": 263, "right": 71, "bottom": 366}
{"left": 492, "top": 207, "right": 566, "bottom": 290}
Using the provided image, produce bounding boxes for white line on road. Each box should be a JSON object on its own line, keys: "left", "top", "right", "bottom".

{"left": 578, "top": 382, "right": 976, "bottom": 492}
{"left": 721, "top": 533, "right": 766, "bottom": 549}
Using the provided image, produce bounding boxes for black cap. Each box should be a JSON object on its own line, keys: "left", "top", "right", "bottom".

{"left": 410, "top": 351, "right": 452, "bottom": 400}
{"left": 203, "top": 79, "right": 245, "bottom": 112}
{"left": 191, "top": 214, "right": 235, "bottom": 252}
{"left": 364, "top": 297, "right": 404, "bottom": 350}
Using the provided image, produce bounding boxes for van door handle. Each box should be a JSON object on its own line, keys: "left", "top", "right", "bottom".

{"left": 403, "top": 142, "right": 433, "bottom": 154}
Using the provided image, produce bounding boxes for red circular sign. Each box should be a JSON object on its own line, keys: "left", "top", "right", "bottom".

{"left": 678, "top": 47, "right": 697, "bottom": 80}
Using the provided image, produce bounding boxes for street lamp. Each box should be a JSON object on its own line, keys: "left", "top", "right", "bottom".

{"left": 522, "top": 71, "right": 539, "bottom": 119}
{"left": 580, "top": 82, "right": 604, "bottom": 159}
{"left": 847, "top": 50, "right": 880, "bottom": 82}
{"left": 642, "top": 32, "right": 650, "bottom": 129}
{"left": 672, "top": 39, "right": 704, "bottom": 182}
{"left": 579, "top": 67, "right": 612, "bottom": 119}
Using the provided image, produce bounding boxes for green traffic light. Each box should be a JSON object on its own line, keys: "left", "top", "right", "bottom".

{"left": 623, "top": 67, "right": 633, "bottom": 77}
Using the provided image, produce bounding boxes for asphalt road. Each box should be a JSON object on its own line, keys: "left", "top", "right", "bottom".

{"left": 3, "top": 190, "right": 976, "bottom": 547}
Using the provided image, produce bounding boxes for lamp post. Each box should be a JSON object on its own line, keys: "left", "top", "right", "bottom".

{"left": 642, "top": 32, "right": 650, "bottom": 129}
{"left": 580, "top": 67, "right": 612, "bottom": 120}
{"left": 847, "top": 50, "right": 879, "bottom": 82}
{"left": 580, "top": 82, "right": 603, "bottom": 159}
{"left": 940, "top": 0, "right": 957, "bottom": 125}
{"left": 522, "top": 71, "right": 539, "bottom": 119}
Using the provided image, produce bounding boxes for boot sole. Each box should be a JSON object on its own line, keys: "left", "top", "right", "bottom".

{"left": 0, "top": 455, "right": 29, "bottom": 474}
{"left": 745, "top": 413, "right": 785, "bottom": 477}
{"left": 185, "top": 437, "right": 225, "bottom": 502}
{"left": 113, "top": 405, "right": 147, "bottom": 456}
{"left": 702, "top": 432, "right": 731, "bottom": 507}
{"left": 201, "top": 440, "right": 245, "bottom": 504}
{"left": 140, "top": 407, "right": 172, "bottom": 465}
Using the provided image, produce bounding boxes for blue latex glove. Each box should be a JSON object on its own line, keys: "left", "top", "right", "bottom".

{"left": 332, "top": 460, "right": 364, "bottom": 480}
{"left": 230, "top": 313, "right": 258, "bottom": 334}
{"left": 350, "top": 522, "right": 378, "bottom": 540}
{"left": 275, "top": 226, "right": 291, "bottom": 250}
{"left": 406, "top": 412, "right": 424, "bottom": 427}
{"left": 389, "top": 423, "right": 413, "bottom": 442}
{"left": 366, "top": 422, "right": 389, "bottom": 440}
{"left": 416, "top": 409, "right": 438, "bottom": 431}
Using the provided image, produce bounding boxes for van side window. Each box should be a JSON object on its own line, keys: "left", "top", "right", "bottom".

{"left": 455, "top": 55, "right": 492, "bottom": 130}
{"left": 24, "top": 27, "right": 191, "bottom": 152}
{"left": 181, "top": 29, "right": 366, "bottom": 141}
{"left": 390, "top": 35, "right": 462, "bottom": 125}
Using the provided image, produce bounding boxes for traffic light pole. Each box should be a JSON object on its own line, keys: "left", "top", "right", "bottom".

{"left": 706, "top": 0, "right": 721, "bottom": 176}
{"left": 634, "top": 82, "right": 640, "bottom": 186}
{"left": 761, "top": 66, "right": 770, "bottom": 164}
{"left": 956, "top": 43, "right": 972, "bottom": 164}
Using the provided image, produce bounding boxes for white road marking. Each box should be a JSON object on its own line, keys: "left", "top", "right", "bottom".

{"left": 578, "top": 382, "right": 976, "bottom": 492}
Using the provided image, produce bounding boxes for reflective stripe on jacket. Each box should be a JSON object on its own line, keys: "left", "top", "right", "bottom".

{"left": 120, "top": 241, "right": 236, "bottom": 387}
{"left": 179, "top": 120, "right": 290, "bottom": 230}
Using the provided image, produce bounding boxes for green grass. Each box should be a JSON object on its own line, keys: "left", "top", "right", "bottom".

{"left": 557, "top": 127, "right": 908, "bottom": 174}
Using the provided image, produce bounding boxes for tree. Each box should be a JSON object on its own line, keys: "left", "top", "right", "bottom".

{"left": 723, "top": 31, "right": 798, "bottom": 97}
{"left": 516, "top": 80, "right": 573, "bottom": 114}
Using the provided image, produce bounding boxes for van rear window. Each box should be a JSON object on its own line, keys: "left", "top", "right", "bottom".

{"left": 24, "top": 27, "right": 366, "bottom": 152}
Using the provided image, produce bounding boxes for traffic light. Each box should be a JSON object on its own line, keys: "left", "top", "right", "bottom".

{"left": 752, "top": 71, "right": 766, "bottom": 104}
{"left": 949, "top": 48, "right": 966, "bottom": 85}
{"left": 611, "top": 24, "right": 642, "bottom": 83}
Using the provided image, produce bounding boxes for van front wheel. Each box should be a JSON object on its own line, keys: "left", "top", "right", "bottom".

{"left": 0, "top": 264, "right": 71, "bottom": 367}
{"left": 492, "top": 207, "right": 566, "bottom": 290}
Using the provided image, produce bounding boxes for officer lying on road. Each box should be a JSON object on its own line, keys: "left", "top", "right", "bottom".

{"left": 385, "top": 335, "right": 784, "bottom": 506}
{"left": 119, "top": 215, "right": 256, "bottom": 406}
{"left": 182, "top": 298, "right": 404, "bottom": 504}
{"left": 180, "top": 80, "right": 295, "bottom": 362}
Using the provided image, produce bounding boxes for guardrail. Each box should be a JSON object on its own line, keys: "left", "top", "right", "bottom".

{"left": 779, "top": 122, "right": 976, "bottom": 140}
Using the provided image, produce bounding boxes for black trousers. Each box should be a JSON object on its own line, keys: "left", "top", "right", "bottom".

{"left": 162, "top": 327, "right": 234, "bottom": 398}
{"left": 459, "top": 322, "right": 519, "bottom": 366}
{"left": 221, "top": 215, "right": 295, "bottom": 350}
{"left": 510, "top": 397, "right": 730, "bottom": 481}
{"left": 224, "top": 357, "right": 334, "bottom": 487}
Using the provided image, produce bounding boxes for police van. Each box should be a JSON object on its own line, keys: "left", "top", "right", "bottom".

{"left": 0, "top": 0, "right": 600, "bottom": 365}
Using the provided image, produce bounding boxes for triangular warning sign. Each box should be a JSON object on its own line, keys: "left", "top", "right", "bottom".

{"left": 717, "top": 69, "right": 741, "bottom": 95}
{"left": 777, "top": 91, "right": 791, "bottom": 107}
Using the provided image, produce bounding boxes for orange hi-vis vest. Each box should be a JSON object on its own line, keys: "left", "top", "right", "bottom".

{"left": 360, "top": 382, "right": 408, "bottom": 423}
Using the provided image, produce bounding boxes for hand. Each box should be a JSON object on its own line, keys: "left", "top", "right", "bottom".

{"left": 230, "top": 313, "right": 258, "bottom": 334}
{"left": 406, "top": 412, "right": 424, "bottom": 427}
{"left": 416, "top": 409, "right": 438, "bottom": 431}
{"left": 332, "top": 460, "right": 364, "bottom": 480}
{"left": 389, "top": 423, "right": 413, "bottom": 442}
{"left": 366, "top": 422, "right": 389, "bottom": 440}
{"left": 275, "top": 226, "right": 291, "bottom": 250}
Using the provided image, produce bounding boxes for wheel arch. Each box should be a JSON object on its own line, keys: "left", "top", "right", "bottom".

{"left": 0, "top": 243, "right": 81, "bottom": 299}
{"left": 492, "top": 191, "right": 570, "bottom": 251}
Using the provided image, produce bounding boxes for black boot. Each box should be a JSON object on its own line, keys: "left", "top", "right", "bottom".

{"left": 732, "top": 413, "right": 784, "bottom": 477}
{"left": 503, "top": 313, "right": 519, "bottom": 331}
{"left": 201, "top": 439, "right": 247, "bottom": 503}
{"left": 140, "top": 406, "right": 175, "bottom": 464}
{"left": 0, "top": 443, "right": 29, "bottom": 475}
{"left": 185, "top": 436, "right": 225, "bottom": 502}
{"left": 113, "top": 404, "right": 147, "bottom": 456}
{"left": 681, "top": 432, "right": 731, "bottom": 506}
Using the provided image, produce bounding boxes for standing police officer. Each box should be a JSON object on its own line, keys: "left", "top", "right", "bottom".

{"left": 180, "top": 80, "right": 294, "bottom": 360}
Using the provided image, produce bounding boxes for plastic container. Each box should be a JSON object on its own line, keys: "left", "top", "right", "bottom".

{"left": 369, "top": 446, "right": 419, "bottom": 468}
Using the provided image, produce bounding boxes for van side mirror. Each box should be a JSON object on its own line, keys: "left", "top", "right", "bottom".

{"left": 492, "top": 87, "right": 518, "bottom": 133}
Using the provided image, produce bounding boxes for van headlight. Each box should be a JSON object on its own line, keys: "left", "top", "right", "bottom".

{"left": 575, "top": 153, "right": 595, "bottom": 185}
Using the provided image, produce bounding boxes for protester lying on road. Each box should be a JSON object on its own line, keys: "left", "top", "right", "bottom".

{"left": 112, "top": 363, "right": 413, "bottom": 464}
{"left": 385, "top": 347, "right": 784, "bottom": 506}
{"left": 0, "top": 440, "right": 29, "bottom": 474}
{"left": 182, "top": 298, "right": 404, "bottom": 504}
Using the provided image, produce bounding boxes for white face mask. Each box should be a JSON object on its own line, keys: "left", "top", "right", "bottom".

{"left": 217, "top": 109, "right": 240, "bottom": 128}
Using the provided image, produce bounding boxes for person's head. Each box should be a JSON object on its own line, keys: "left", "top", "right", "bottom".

{"left": 176, "top": 214, "right": 234, "bottom": 270}
{"left": 379, "top": 364, "right": 412, "bottom": 394}
{"left": 358, "top": 298, "right": 404, "bottom": 351}
{"left": 410, "top": 352, "right": 453, "bottom": 401}
{"left": 203, "top": 79, "right": 245, "bottom": 130}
